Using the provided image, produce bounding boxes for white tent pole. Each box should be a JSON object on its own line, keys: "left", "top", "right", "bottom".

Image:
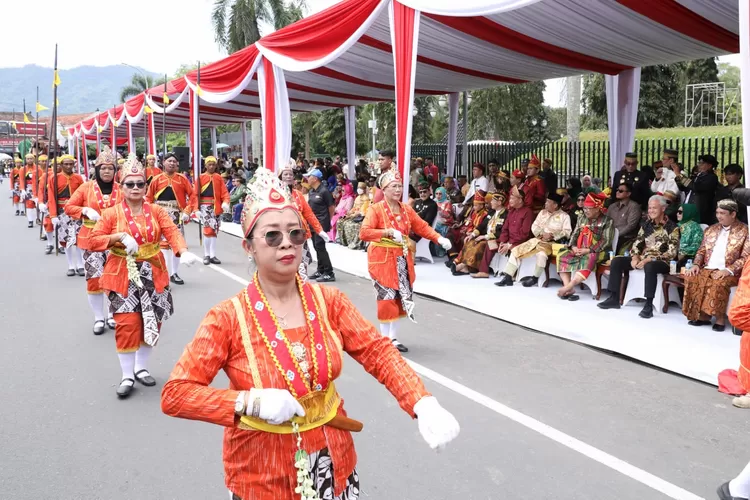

{"left": 211, "top": 127, "right": 218, "bottom": 157}
{"left": 241, "top": 121, "right": 249, "bottom": 166}
{"left": 447, "top": 93, "right": 459, "bottom": 178}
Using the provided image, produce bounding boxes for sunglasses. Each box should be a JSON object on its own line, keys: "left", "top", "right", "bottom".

{"left": 677, "top": 210, "right": 684, "bottom": 214}
{"left": 617, "top": 189, "right": 628, "bottom": 193}
{"left": 123, "top": 181, "right": 146, "bottom": 189}
{"left": 624, "top": 161, "right": 637, "bottom": 166}
{"left": 251, "top": 228, "right": 307, "bottom": 247}
{"left": 418, "top": 190, "right": 428, "bottom": 194}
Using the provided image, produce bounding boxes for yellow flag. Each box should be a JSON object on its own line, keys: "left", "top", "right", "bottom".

{"left": 195, "top": 85, "right": 203, "bottom": 97}
{"left": 163, "top": 93, "right": 170, "bottom": 105}
{"left": 144, "top": 105, "right": 153, "bottom": 114}
{"left": 36, "top": 102, "right": 49, "bottom": 113}
{"left": 56, "top": 98, "right": 59, "bottom": 108}
{"left": 23, "top": 113, "right": 31, "bottom": 124}
{"left": 97, "top": 126, "right": 103, "bottom": 133}
{"left": 53, "top": 70, "right": 61, "bottom": 87}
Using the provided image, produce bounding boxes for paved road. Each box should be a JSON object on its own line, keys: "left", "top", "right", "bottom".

{"left": 1, "top": 188, "right": 750, "bottom": 499}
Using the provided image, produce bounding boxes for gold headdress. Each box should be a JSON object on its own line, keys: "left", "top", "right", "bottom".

{"left": 205, "top": 156, "right": 217, "bottom": 164}
{"left": 38, "top": 154, "right": 48, "bottom": 162}
{"left": 377, "top": 169, "right": 402, "bottom": 189}
{"left": 241, "top": 167, "right": 298, "bottom": 237}
{"left": 25, "top": 153, "right": 35, "bottom": 160}
{"left": 146, "top": 154, "right": 156, "bottom": 160}
{"left": 14, "top": 157, "right": 22, "bottom": 164}
{"left": 95, "top": 146, "right": 116, "bottom": 166}
{"left": 120, "top": 153, "right": 146, "bottom": 181}
{"left": 59, "top": 154, "right": 75, "bottom": 163}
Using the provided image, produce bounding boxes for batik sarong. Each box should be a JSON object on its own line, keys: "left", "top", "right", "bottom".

{"left": 373, "top": 255, "right": 415, "bottom": 322}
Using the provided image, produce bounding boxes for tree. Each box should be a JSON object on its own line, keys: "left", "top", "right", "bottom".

{"left": 212, "top": 0, "right": 306, "bottom": 54}
{"left": 313, "top": 108, "right": 346, "bottom": 156}
{"left": 718, "top": 62, "right": 741, "bottom": 89}
{"left": 120, "top": 73, "right": 167, "bottom": 102}
{"left": 468, "top": 81, "right": 546, "bottom": 141}
{"left": 544, "top": 106, "right": 567, "bottom": 139}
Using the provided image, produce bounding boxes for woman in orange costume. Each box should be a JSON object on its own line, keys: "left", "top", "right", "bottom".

{"left": 89, "top": 154, "right": 200, "bottom": 398}
{"left": 65, "top": 146, "right": 124, "bottom": 335}
{"left": 359, "top": 170, "right": 452, "bottom": 352}
{"left": 161, "top": 167, "right": 459, "bottom": 500}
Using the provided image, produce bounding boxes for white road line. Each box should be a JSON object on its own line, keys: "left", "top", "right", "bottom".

{"left": 204, "top": 264, "right": 704, "bottom": 500}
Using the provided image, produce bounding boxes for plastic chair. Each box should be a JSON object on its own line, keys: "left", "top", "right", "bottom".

{"left": 414, "top": 218, "right": 438, "bottom": 264}
{"left": 516, "top": 254, "right": 543, "bottom": 286}
{"left": 490, "top": 253, "right": 509, "bottom": 276}
{"left": 622, "top": 269, "right": 665, "bottom": 308}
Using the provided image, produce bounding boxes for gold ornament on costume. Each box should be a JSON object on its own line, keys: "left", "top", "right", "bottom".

{"left": 241, "top": 167, "right": 298, "bottom": 237}
{"left": 95, "top": 146, "right": 116, "bottom": 166}
{"left": 120, "top": 153, "right": 146, "bottom": 181}
{"left": 377, "top": 168, "right": 402, "bottom": 189}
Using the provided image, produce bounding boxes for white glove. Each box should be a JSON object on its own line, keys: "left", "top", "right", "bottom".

{"left": 180, "top": 213, "right": 191, "bottom": 223}
{"left": 221, "top": 202, "right": 230, "bottom": 213}
{"left": 83, "top": 207, "right": 101, "bottom": 222}
{"left": 32, "top": 197, "right": 38, "bottom": 205}
{"left": 390, "top": 228, "right": 403, "bottom": 243}
{"left": 120, "top": 234, "right": 140, "bottom": 256}
{"left": 413, "top": 396, "right": 460, "bottom": 451}
{"left": 179, "top": 251, "right": 201, "bottom": 267}
{"left": 247, "top": 388, "right": 306, "bottom": 425}
{"left": 318, "top": 231, "right": 330, "bottom": 243}
{"left": 51, "top": 217, "right": 60, "bottom": 227}
{"left": 38, "top": 203, "right": 47, "bottom": 213}
{"left": 438, "top": 236, "right": 452, "bottom": 251}
{"left": 20, "top": 191, "right": 27, "bottom": 201}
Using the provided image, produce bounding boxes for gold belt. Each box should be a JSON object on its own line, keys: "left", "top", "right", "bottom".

{"left": 238, "top": 382, "right": 341, "bottom": 434}
{"left": 156, "top": 200, "right": 179, "bottom": 209}
{"left": 110, "top": 242, "right": 161, "bottom": 261}
{"left": 199, "top": 197, "right": 214, "bottom": 204}
{"left": 83, "top": 219, "right": 97, "bottom": 228}
{"left": 370, "top": 237, "right": 411, "bottom": 249}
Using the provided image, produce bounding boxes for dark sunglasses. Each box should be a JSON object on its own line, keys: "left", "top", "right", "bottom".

{"left": 418, "top": 190, "right": 428, "bottom": 194}
{"left": 251, "top": 228, "right": 307, "bottom": 247}
{"left": 677, "top": 210, "right": 684, "bottom": 214}
{"left": 617, "top": 189, "right": 628, "bottom": 193}
{"left": 624, "top": 161, "right": 637, "bottom": 166}
{"left": 123, "top": 181, "right": 146, "bottom": 189}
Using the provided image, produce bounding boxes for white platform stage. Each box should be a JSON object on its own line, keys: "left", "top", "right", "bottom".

{"left": 220, "top": 222, "right": 739, "bottom": 386}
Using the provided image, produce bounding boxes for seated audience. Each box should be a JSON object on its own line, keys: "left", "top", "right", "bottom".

{"left": 521, "top": 156, "right": 546, "bottom": 214}
{"left": 663, "top": 189, "right": 681, "bottom": 221}
{"left": 557, "top": 192, "right": 614, "bottom": 300}
{"left": 328, "top": 183, "right": 355, "bottom": 241}
{"left": 683, "top": 199, "right": 750, "bottom": 331}
{"left": 229, "top": 175, "right": 249, "bottom": 224}
{"left": 495, "top": 192, "right": 571, "bottom": 287}
{"left": 336, "top": 182, "right": 371, "bottom": 249}
{"left": 607, "top": 182, "right": 642, "bottom": 254}
{"left": 433, "top": 187, "right": 454, "bottom": 257}
{"left": 651, "top": 164, "right": 679, "bottom": 196}
{"left": 582, "top": 175, "right": 600, "bottom": 195}
{"left": 445, "top": 190, "right": 488, "bottom": 263}
{"left": 718, "top": 164, "right": 747, "bottom": 224}
{"left": 443, "top": 176, "right": 463, "bottom": 204}
{"left": 411, "top": 183, "right": 438, "bottom": 243}
{"left": 453, "top": 192, "right": 507, "bottom": 276}
{"left": 597, "top": 195, "right": 680, "bottom": 318}
{"left": 677, "top": 203, "right": 704, "bottom": 265}
{"left": 471, "top": 186, "right": 532, "bottom": 278}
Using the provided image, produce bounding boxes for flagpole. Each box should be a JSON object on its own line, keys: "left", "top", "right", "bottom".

{"left": 36, "top": 86, "right": 42, "bottom": 236}
{"left": 52, "top": 44, "right": 60, "bottom": 257}
{"left": 196, "top": 62, "right": 203, "bottom": 246}
{"left": 112, "top": 105, "right": 117, "bottom": 164}
{"left": 162, "top": 75, "right": 167, "bottom": 155}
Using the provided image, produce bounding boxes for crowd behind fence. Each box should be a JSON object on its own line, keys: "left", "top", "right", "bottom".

{"left": 412, "top": 136, "right": 743, "bottom": 187}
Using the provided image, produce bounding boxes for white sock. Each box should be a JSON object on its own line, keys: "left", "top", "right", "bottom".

{"left": 208, "top": 237, "right": 217, "bottom": 258}
{"left": 172, "top": 254, "right": 181, "bottom": 275}
{"left": 65, "top": 247, "right": 75, "bottom": 269}
{"left": 390, "top": 321, "right": 399, "bottom": 342}
{"left": 45, "top": 231, "right": 54, "bottom": 245}
{"left": 203, "top": 237, "right": 211, "bottom": 257}
{"left": 87, "top": 294, "right": 105, "bottom": 322}
{"left": 14, "top": 203, "right": 20, "bottom": 212}
{"left": 118, "top": 352, "right": 136, "bottom": 380}
{"left": 73, "top": 246, "right": 83, "bottom": 268}
{"left": 379, "top": 322, "right": 393, "bottom": 340}
{"left": 161, "top": 249, "right": 173, "bottom": 275}
{"left": 134, "top": 347, "right": 153, "bottom": 374}
{"left": 26, "top": 208, "right": 36, "bottom": 222}
{"left": 730, "top": 460, "right": 750, "bottom": 497}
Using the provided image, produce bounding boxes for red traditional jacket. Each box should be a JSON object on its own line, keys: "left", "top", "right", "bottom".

{"left": 65, "top": 180, "right": 124, "bottom": 250}
{"left": 47, "top": 172, "right": 85, "bottom": 217}
{"left": 198, "top": 172, "right": 231, "bottom": 215}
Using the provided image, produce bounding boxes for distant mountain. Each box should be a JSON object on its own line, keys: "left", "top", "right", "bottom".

{"left": 0, "top": 64, "right": 160, "bottom": 116}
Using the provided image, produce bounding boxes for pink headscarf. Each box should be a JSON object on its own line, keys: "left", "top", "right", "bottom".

{"left": 341, "top": 182, "right": 355, "bottom": 201}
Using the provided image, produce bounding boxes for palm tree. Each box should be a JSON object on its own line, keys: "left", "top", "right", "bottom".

{"left": 212, "top": 0, "right": 306, "bottom": 54}
{"left": 120, "top": 74, "right": 167, "bottom": 102}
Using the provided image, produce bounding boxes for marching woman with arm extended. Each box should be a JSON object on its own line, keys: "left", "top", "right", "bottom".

{"left": 161, "top": 167, "right": 459, "bottom": 500}
{"left": 65, "top": 146, "right": 124, "bottom": 334}
{"left": 359, "top": 169, "right": 452, "bottom": 353}
{"left": 89, "top": 154, "right": 200, "bottom": 398}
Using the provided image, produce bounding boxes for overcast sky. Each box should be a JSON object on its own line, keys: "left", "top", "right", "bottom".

{"left": 0, "top": 0, "right": 739, "bottom": 108}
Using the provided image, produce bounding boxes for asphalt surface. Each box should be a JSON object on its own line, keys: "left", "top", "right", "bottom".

{"left": 2, "top": 183, "right": 750, "bottom": 500}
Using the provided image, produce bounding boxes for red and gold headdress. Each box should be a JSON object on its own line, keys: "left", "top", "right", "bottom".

{"left": 378, "top": 169, "right": 402, "bottom": 189}
{"left": 583, "top": 192, "right": 607, "bottom": 212}
{"left": 528, "top": 154, "right": 541, "bottom": 168}
{"left": 241, "top": 167, "right": 298, "bottom": 237}
{"left": 95, "top": 145, "right": 116, "bottom": 167}
{"left": 120, "top": 153, "right": 146, "bottom": 182}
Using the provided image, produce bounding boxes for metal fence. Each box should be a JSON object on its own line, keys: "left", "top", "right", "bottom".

{"left": 412, "top": 136, "right": 743, "bottom": 185}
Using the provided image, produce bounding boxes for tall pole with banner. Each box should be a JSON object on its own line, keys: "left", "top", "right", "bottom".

{"left": 162, "top": 75, "right": 168, "bottom": 155}
{"left": 52, "top": 44, "right": 60, "bottom": 256}
{"left": 194, "top": 62, "right": 203, "bottom": 245}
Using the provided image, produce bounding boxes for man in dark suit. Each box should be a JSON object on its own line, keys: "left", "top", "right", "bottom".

{"left": 611, "top": 152, "right": 649, "bottom": 209}
{"left": 676, "top": 154, "right": 719, "bottom": 225}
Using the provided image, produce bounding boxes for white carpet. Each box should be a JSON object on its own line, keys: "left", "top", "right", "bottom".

{"left": 220, "top": 222, "right": 739, "bottom": 386}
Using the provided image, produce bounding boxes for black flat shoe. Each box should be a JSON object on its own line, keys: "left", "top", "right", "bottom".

{"left": 713, "top": 324, "right": 727, "bottom": 332}
{"left": 494, "top": 273, "right": 513, "bottom": 287}
{"left": 66, "top": 269, "right": 76, "bottom": 277}
{"left": 134, "top": 369, "right": 156, "bottom": 387}
{"left": 27, "top": 221, "right": 33, "bottom": 228}
{"left": 44, "top": 246, "right": 53, "bottom": 255}
{"left": 734, "top": 327, "right": 744, "bottom": 336}
{"left": 107, "top": 318, "right": 116, "bottom": 330}
{"left": 522, "top": 276, "right": 539, "bottom": 288}
{"left": 317, "top": 273, "right": 336, "bottom": 283}
{"left": 203, "top": 257, "right": 210, "bottom": 265}
{"left": 58, "top": 247, "right": 65, "bottom": 255}
{"left": 639, "top": 303, "right": 654, "bottom": 319}
{"left": 76, "top": 268, "right": 85, "bottom": 277}
{"left": 567, "top": 294, "right": 580, "bottom": 302}
{"left": 597, "top": 294, "right": 620, "bottom": 310}
{"left": 117, "top": 378, "right": 135, "bottom": 399}
{"left": 170, "top": 274, "right": 184, "bottom": 285}
{"left": 688, "top": 320, "right": 711, "bottom": 326}
{"left": 93, "top": 321, "right": 105, "bottom": 335}
{"left": 392, "top": 339, "right": 408, "bottom": 353}
{"left": 717, "top": 481, "right": 748, "bottom": 500}
{"left": 41, "top": 235, "right": 47, "bottom": 241}
{"left": 559, "top": 294, "right": 570, "bottom": 300}
{"left": 308, "top": 271, "right": 322, "bottom": 280}
{"left": 209, "top": 257, "right": 221, "bottom": 265}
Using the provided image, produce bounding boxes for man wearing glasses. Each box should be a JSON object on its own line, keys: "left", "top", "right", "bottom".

{"left": 611, "top": 152, "right": 649, "bottom": 208}
{"left": 606, "top": 182, "right": 642, "bottom": 254}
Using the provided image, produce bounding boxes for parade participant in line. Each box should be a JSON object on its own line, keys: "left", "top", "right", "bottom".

{"left": 20, "top": 153, "right": 41, "bottom": 228}
{"left": 11, "top": 157, "right": 23, "bottom": 216}
{"left": 47, "top": 154, "right": 85, "bottom": 276}
{"left": 161, "top": 166, "right": 459, "bottom": 500}
{"left": 359, "top": 169, "right": 452, "bottom": 352}
{"left": 90, "top": 154, "right": 199, "bottom": 398}
{"left": 280, "top": 162, "right": 327, "bottom": 281}
{"left": 146, "top": 153, "right": 195, "bottom": 285}
{"left": 37, "top": 156, "right": 61, "bottom": 254}
{"left": 144, "top": 154, "right": 162, "bottom": 184}
{"left": 65, "top": 146, "right": 124, "bottom": 334}
{"left": 196, "top": 156, "right": 230, "bottom": 265}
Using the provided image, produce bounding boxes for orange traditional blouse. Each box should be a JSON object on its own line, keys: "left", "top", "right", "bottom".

{"left": 359, "top": 201, "right": 440, "bottom": 290}
{"left": 89, "top": 203, "right": 186, "bottom": 296}
{"left": 65, "top": 180, "right": 124, "bottom": 251}
{"left": 161, "top": 284, "right": 430, "bottom": 500}
{"left": 198, "top": 172, "right": 231, "bottom": 215}
{"left": 47, "top": 172, "right": 85, "bottom": 217}
{"left": 291, "top": 189, "right": 323, "bottom": 239}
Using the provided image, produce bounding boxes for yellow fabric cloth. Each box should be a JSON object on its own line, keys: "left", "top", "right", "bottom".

{"left": 110, "top": 242, "right": 161, "bottom": 261}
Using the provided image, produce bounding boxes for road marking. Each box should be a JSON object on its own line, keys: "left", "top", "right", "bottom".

{"left": 205, "top": 264, "right": 704, "bottom": 500}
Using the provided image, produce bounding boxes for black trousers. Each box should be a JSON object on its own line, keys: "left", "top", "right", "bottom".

{"left": 312, "top": 232, "right": 333, "bottom": 274}
{"left": 606, "top": 256, "right": 670, "bottom": 299}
